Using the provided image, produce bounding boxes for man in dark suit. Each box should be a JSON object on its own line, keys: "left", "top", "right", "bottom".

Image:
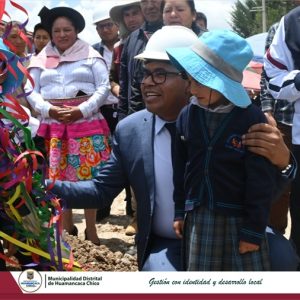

{"left": 50, "top": 26, "right": 299, "bottom": 271}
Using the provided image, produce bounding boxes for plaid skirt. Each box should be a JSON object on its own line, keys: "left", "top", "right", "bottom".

{"left": 183, "top": 206, "right": 271, "bottom": 271}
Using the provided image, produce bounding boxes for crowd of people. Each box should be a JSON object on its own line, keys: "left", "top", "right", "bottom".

{"left": 1, "top": 0, "right": 300, "bottom": 272}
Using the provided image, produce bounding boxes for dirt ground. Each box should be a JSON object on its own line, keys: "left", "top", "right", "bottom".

{"left": 7, "top": 190, "right": 291, "bottom": 271}
{"left": 6, "top": 190, "right": 138, "bottom": 272}
{"left": 65, "top": 190, "right": 138, "bottom": 271}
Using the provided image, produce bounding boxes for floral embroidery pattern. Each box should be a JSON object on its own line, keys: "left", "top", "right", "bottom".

{"left": 68, "top": 155, "right": 80, "bottom": 169}
{"left": 60, "top": 155, "right": 67, "bottom": 170}
{"left": 49, "top": 147, "right": 61, "bottom": 168}
{"left": 77, "top": 164, "right": 92, "bottom": 180}
{"left": 61, "top": 140, "right": 68, "bottom": 156}
{"left": 49, "top": 166, "right": 60, "bottom": 180}
{"left": 86, "top": 150, "right": 101, "bottom": 167}
{"left": 68, "top": 138, "right": 80, "bottom": 155}
{"left": 65, "top": 165, "right": 78, "bottom": 182}
{"left": 47, "top": 135, "right": 111, "bottom": 181}
{"left": 100, "top": 150, "right": 110, "bottom": 161}
{"left": 79, "top": 137, "right": 92, "bottom": 155}
{"left": 92, "top": 135, "right": 106, "bottom": 152}
{"left": 50, "top": 137, "right": 60, "bottom": 149}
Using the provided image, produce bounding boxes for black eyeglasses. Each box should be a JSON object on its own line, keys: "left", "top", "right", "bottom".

{"left": 142, "top": 69, "right": 186, "bottom": 84}
{"left": 96, "top": 22, "right": 115, "bottom": 30}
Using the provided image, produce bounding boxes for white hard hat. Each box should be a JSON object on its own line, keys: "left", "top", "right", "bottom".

{"left": 135, "top": 26, "right": 199, "bottom": 61}
{"left": 92, "top": 8, "right": 110, "bottom": 24}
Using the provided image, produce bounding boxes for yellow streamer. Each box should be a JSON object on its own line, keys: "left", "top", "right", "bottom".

{"left": 6, "top": 184, "right": 22, "bottom": 223}
{"left": 0, "top": 231, "right": 81, "bottom": 271}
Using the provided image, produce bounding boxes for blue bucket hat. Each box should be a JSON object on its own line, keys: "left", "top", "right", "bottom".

{"left": 166, "top": 29, "right": 253, "bottom": 107}
{"left": 0, "top": 38, "right": 24, "bottom": 95}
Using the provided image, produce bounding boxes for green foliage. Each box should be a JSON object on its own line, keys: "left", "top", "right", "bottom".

{"left": 230, "top": 0, "right": 260, "bottom": 37}
{"left": 230, "top": 0, "right": 299, "bottom": 37}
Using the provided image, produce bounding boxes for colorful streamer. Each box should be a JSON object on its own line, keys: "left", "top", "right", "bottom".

{"left": 0, "top": 0, "right": 81, "bottom": 271}
{"left": 0, "top": 98, "right": 81, "bottom": 270}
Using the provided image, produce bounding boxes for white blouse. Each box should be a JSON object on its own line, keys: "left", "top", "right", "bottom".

{"left": 25, "top": 57, "right": 110, "bottom": 121}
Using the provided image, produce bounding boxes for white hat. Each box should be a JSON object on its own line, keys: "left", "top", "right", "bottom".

{"left": 92, "top": 8, "right": 110, "bottom": 24}
{"left": 109, "top": 1, "right": 140, "bottom": 36}
{"left": 110, "top": 1, "right": 140, "bottom": 24}
{"left": 135, "top": 26, "right": 199, "bottom": 61}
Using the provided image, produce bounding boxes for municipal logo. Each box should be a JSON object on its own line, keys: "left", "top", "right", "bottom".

{"left": 18, "top": 269, "right": 42, "bottom": 293}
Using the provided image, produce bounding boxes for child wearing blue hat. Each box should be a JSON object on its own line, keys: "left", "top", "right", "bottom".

{"left": 166, "top": 29, "right": 277, "bottom": 270}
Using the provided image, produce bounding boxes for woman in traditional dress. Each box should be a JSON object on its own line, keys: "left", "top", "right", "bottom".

{"left": 25, "top": 6, "right": 111, "bottom": 245}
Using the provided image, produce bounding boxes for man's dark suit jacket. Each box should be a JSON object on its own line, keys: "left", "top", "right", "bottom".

{"left": 51, "top": 109, "right": 156, "bottom": 270}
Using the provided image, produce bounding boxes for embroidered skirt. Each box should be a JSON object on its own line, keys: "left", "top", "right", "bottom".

{"left": 38, "top": 119, "right": 111, "bottom": 181}
{"left": 183, "top": 206, "right": 271, "bottom": 271}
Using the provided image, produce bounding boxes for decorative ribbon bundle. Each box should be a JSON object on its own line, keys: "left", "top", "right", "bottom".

{"left": 0, "top": 95, "right": 81, "bottom": 271}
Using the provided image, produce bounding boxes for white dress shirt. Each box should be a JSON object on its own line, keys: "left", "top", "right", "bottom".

{"left": 100, "top": 43, "right": 119, "bottom": 105}
{"left": 152, "top": 115, "right": 177, "bottom": 239}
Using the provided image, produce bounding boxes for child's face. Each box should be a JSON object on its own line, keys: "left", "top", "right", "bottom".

{"left": 188, "top": 75, "right": 227, "bottom": 109}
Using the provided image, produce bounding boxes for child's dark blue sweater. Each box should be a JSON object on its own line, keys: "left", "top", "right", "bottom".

{"left": 173, "top": 103, "right": 277, "bottom": 245}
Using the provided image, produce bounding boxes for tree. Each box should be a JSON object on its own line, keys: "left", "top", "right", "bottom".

{"left": 230, "top": 0, "right": 298, "bottom": 37}
{"left": 230, "top": 0, "right": 260, "bottom": 38}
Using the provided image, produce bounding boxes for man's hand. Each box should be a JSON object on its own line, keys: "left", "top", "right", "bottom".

{"left": 239, "top": 240, "right": 259, "bottom": 254}
{"left": 242, "top": 114, "right": 289, "bottom": 169}
{"left": 173, "top": 220, "right": 184, "bottom": 239}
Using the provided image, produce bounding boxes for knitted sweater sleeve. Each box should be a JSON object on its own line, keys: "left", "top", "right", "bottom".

{"left": 173, "top": 107, "right": 189, "bottom": 220}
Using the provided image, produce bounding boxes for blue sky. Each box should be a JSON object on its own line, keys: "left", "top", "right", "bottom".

{"left": 3, "top": 0, "right": 237, "bottom": 45}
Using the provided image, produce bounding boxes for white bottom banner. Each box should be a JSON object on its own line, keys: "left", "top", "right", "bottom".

{"left": 11, "top": 270, "right": 300, "bottom": 294}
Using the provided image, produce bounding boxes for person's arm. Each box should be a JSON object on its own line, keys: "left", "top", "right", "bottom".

{"left": 56, "top": 58, "right": 110, "bottom": 124}
{"left": 239, "top": 110, "right": 278, "bottom": 250}
{"left": 24, "top": 68, "right": 52, "bottom": 118}
{"left": 264, "top": 17, "right": 300, "bottom": 102}
{"left": 242, "top": 114, "right": 297, "bottom": 202}
{"left": 265, "top": 23, "right": 278, "bottom": 52}
{"left": 110, "top": 47, "right": 120, "bottom": 98}
{"left": 25, "top": 71, "right": 67, "bottom": 123}
{"left": 128, "top": 61, "right": 145, "bottom": 114}
{"left": 118, "top": 39, "right": 130, "bottom": 120}
{"left": 173, "top": 109, "right": 189, "bottom": 238}
{"left": 240, "top": 145, "right": 277, "bottom": 247}
{"left": 78, "top": 58, "right": 110, "bottom": 119}
{"left": 260, "top": 69, "right": 275, "bottom": 118}
{"left": 260, "top": 23, "right": 278, "bottom": 116}
{"left": 242, "top": 114, "right": 289, "bottom": 169}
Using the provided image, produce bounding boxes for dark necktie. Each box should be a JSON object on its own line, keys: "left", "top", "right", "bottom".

{"left": 164, "top": 122, "right": 176, "bottom": 167}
